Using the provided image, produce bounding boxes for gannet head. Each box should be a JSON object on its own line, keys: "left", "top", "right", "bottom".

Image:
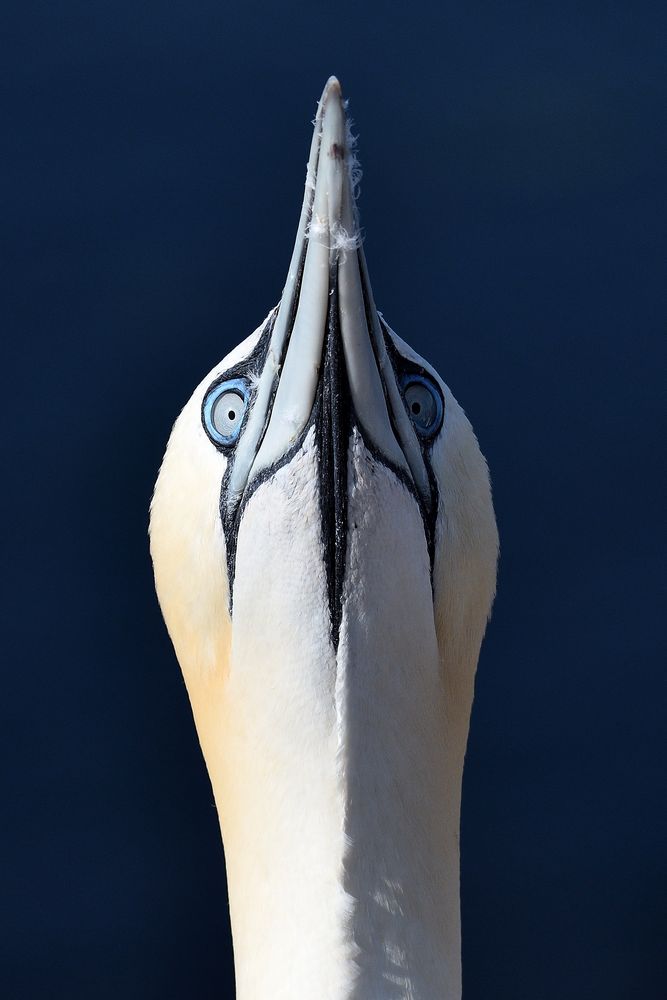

{"left": 150, "top": 77, "right": 498, "bottom": 998}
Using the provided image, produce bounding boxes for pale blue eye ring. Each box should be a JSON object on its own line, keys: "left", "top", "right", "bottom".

{"left": 400, "top": 373, "right": 444, "bottom": 438}
{"left": 202, "top": 378, "right": 249, "bottom": 447}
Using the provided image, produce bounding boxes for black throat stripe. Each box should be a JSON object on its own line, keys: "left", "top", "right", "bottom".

{"left": 316, "top": 262, "right": 350, "bottom": 648}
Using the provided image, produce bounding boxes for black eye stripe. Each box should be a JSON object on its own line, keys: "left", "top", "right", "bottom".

{"left": 378, "top": 320, "right": 445, "bottom": 442}
{"left": 200, "top": 316, "right": 275, "bottom": 455}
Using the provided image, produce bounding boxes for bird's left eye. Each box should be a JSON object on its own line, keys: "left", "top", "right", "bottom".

{"left": 202, "top": 378, "right": 249, "bottom": 447}
{"left": 401, "top": 373, "right": 444, "bottom": 438}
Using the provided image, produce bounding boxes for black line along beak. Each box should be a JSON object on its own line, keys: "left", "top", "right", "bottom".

{"left": 222, "top": 78, "right": 436, "bottom": 638}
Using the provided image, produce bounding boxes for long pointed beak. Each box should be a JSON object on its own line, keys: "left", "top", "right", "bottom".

{"left": 227, "top": 77, "right": 431, "bottom": 507}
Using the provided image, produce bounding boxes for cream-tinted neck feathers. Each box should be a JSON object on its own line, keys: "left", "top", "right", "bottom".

{"left": 150, "top": 78, "right": 498, "bottom": 999}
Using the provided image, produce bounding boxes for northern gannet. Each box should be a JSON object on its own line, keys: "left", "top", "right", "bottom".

{"left": 150, "top": 76, "right": 498, "bottom": 1000}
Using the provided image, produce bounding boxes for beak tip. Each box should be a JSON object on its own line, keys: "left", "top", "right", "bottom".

{"left": 321, "top": 75, "right": 343, "bottom": 105}
{"left": 318, "top": 76, "right": 347, "bottom": 158}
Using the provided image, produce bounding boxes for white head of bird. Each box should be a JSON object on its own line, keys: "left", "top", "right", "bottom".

{"left": 150, "top": 77, "right": 498, "bottom": 1000}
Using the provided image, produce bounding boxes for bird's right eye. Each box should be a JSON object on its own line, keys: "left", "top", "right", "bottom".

{"left": 202, "top": 378, "right": 249, "bottom": 448}
{"left": 400, "top": 373, "right": 444, "bottom": 439}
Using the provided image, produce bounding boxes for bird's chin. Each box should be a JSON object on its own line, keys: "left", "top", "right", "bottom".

{"left": 230, "top": 425, "right": 333, "bottom": 672}
{"left": 229, "top": 422, "right": 435, "bottom": 675}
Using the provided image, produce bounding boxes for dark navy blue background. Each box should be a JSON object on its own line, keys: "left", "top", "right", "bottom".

{"left": 3, "top": 2, "right": 665, "bottom": 997}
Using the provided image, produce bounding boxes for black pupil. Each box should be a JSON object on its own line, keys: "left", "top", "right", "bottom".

{"left": 228, "top": 409, "right": 236, "bottom": 421}
{"left": 411, "top": 401, "right": 421, "bottom": 415}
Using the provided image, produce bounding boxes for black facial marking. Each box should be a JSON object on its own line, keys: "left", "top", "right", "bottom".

{"left": 217, "top": 239, "right": 312, "bottom": 599}
{"left": 353, "top": 255, "right": 441, "bottom": 569}
{"left": 201, "top": 313, "right": 274, "bottom": 453}
{"left": 316, "top": 262, "right": 349, "bottom": 648}
{"left": 208, "top": 315, "right": 274, "bottom": 589}
{"left": 210, "top": 255, "right": 443, "bottom": 646}
{"left": 379, "top": 320, "right": 442, "bottom": 571}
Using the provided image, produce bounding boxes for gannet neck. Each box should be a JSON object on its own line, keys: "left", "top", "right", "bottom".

{"left": 150, "top": 75, "right": 499, "bottom": 1000}
{"left": 183, "top": 429, "right": 471, "bottom": 1000}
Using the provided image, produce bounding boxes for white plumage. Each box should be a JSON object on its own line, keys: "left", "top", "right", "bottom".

{"left": 150, "top": 77, "right": 498, "bottom": 999}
